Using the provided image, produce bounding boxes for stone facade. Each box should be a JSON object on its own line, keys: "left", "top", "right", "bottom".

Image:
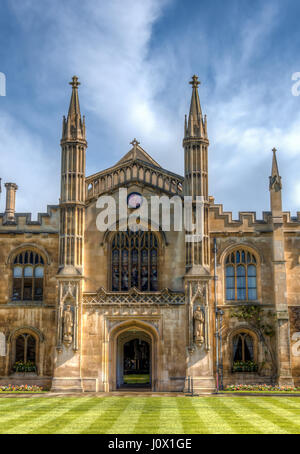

{"left": 0, "top": 75, "right": 300, "bottom": 392}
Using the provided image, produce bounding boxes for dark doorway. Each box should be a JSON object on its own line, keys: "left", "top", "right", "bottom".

{"left": 123, "top": 338, "right": 150, "bottom": 387}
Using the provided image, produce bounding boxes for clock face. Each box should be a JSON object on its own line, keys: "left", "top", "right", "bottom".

{"left": 127, "top": 192, "right": 143, "bottom": 209}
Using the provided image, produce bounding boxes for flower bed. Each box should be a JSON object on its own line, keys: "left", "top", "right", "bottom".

{"left": 224, "top": 384, "right": 300, "bottom": 392}
{"left": 0, "top": 385, "right": 45, "bottom": 393}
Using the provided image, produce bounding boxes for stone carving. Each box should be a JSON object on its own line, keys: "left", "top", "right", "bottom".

{"left": 62, "top": 282, "right": 77, "bottom": 300}
{"left": 86, "top": 160, "right": 183, "bottom": 203}
{"left": 83, "top": 287, "right": 185, "bottom": 306}
{"left": 63, "top": 305, "right": 74, "bottom": 345}
{"left": 193, "top": 306, "right": 205, "bottom": 344}
{"left": 191, "top": 282, "right": 206, "bottom": 301}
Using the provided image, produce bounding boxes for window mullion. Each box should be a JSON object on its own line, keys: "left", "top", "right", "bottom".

{"left": 148, "top": 243, "right": 151, "bottom": 291}
{"left": 21, "top": 269, "right": 24, "bottom": 301}
{"left": 24, "top": 336, "right": 27, "bottom": 363}
{"left": 234, "top": 265, "right": 237, "bottom": 301}
{"left": 242, "top": 336, "right": 245, "bottom": 362}
{"left": 246, "top": 265, "right": 248, "bottom": 300}
{"left": 32, "top": 273, "right": 34, "bottom": 302}
{"left": 128, "top": 242, "right": 131, "bottom": 289}
{"left": 119, "top": 240, "right": 121, "bottom": 292}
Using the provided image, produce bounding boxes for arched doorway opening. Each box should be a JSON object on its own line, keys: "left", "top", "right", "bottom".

{"left": 116, "top": 330, "right": 151, "bottom": 389}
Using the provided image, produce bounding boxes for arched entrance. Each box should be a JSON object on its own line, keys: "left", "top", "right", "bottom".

{"left": 117, "top": 330, "right": 151, "bottom": 388}
{"left": 108, "top": 320, "right": 159, "bottom": 392}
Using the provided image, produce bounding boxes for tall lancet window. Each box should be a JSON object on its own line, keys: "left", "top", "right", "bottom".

{"left": 111, "top": 231, "right": 158, "bottom": 292}
{"left": 12, "top": 251, "right": 44, "bottom": 301}
{"left": 225, "top": 249, "right": 257, "bottom": 301}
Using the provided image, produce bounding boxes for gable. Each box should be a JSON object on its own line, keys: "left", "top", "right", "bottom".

{"left": 116, "top": 143, "right": 161, "bottom": 168}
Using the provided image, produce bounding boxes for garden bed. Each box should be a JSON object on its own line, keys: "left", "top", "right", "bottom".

{"left": 223, "top": 384, "right": 300, "bottom": 393}
{"left": 0, "top": 385, "right": 45, "bottom": 393}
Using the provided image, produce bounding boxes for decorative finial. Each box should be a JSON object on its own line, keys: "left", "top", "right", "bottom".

{"left": 189, "top": 75, "right": 201, "bottom": 89}
{"left": 130, "top": 138, "right": 140, "bottom": 160}
{"left": 69, "top": 76, "right": 80, "bottom": 89}
{"left": 130, "top": 138, "right": 140, "bottom": 148}
{"left": 272, "top": 147, "right": 277, "bottom": 154}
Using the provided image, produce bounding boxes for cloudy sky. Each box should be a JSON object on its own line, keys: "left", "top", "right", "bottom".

{"left": 0, "top": 0, "right": 300, "bottom": 217}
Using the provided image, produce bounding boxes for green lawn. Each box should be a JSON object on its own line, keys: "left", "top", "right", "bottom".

{"left": 123, "top": 374, "right": 150, "bottom": 384}
{"left": 0, "top": 396, "right": 299, "bottom": 434}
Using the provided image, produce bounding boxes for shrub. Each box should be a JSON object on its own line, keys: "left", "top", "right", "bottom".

{"left": 232, "top": 361, "right": 258, "bottom": 373}
{"left": 12, "top": 361, "right": 37, "bottom": 373}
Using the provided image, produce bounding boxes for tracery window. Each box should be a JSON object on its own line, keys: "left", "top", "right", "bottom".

{"left": 225, "top": 249, "right": 257, "bottom": 301}
{"left": 12, "top": 251, "right": 44, "bottom": 301}
{"left": 111, "top": 231, "right": 158, "bottom": 292}
{"left": 15, "top": 333, "right": 36, "bottom": 363}
{"left": 233, "top": 332, "right": 254, "bottom": 362}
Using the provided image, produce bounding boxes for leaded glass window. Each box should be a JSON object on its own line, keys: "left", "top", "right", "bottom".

{"left": 12, "top": 251, "right": 44, "bottom": 301}
{"left": 15, "top": 334, "right": 36, "bottom": 363}
{"left": 233, "top": 333, "right": 254, "bottom": 362}
{"left": 111, "top": 231, "right": 158, "bottom": 292}
{"left": 225, "top": 249, "right": 257, "bottom": 301}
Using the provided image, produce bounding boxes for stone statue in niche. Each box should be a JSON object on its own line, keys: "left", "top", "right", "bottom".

{"left": 63, "top": 305, "right": 74, "bottom": 345}
{"left": 193, "top": 306, "right": 205, "bottom": 344}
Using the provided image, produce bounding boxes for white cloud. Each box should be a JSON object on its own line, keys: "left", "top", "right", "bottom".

{"left": 2, "top": 0, "right": 300, "bottom": 219}
{"left": 0, "top": 111, "right": 59, "bottom": 217}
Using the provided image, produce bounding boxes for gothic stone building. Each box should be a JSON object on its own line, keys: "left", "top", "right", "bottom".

{"left": 0, "top": 75, "right": 300, "bottom": 393}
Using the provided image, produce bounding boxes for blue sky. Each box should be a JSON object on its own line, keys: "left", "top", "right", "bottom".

{"left": 1, "top": 0, "right": 300, "bottom": 217}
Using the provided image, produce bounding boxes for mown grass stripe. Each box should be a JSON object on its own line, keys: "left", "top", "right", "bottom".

{"left": 157, "top": 397, "right": 183, "bottom": 434}
{"left": 229, "top": 397, "right": 288, "bottom": 434}
{"left": 176, "top": 397, "right": 208, "bottom": 434}
{"left": 205, "top": 397, "right": 264, "bottom": 434}
{"left": 0, "top": 397, "right": 40, "bottom": 414}
{"left": 0, "top": 396, "right": 299, "bottom": 434}
{"left": 82, "top": 397, "right": 132, "bottom": 434}
{"left": 27, "top": 397, "right": 100, "bottom": 434}
{"left": 264, "top": 397, "right": 300, "bottom": 417}
{"left": 0, "top": 397, "right": 71, "bottom": 434}
{"left": 241, "top": 397, "right": 300, "bottom": 434}
{"left": 54, "top": 397, "right": 117, "bottom": 434}
{"left": 0, "top": 397, "right": 59, "bottom": 425}
{"left": 190, "top": 397, "right": 235, "bottom": 434}
{"left": 106, "top": 398, "right": 146, "bottom": 434}
{"left": 133, "top": 397, "right": 162, "bottom": 434}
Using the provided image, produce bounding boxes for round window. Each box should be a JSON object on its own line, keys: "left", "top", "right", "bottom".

{"left": 127, "top": 192, "right": 143, "bottom": 209}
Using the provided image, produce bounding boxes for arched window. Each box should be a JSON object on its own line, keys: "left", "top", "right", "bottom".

{"left": 12, "top": 251, "right": 44, "bottom": 301}
{"left": 225, "top": 249, "right": 257, "bottom": 301}
{"left": 111, "top": 231, "right": 158, "bottom": 292}
{"left": 233, "top": 332, "right": 254, "bottom": 362}
{"left": 15, "top": 333, "right": 36, "bottom": 364}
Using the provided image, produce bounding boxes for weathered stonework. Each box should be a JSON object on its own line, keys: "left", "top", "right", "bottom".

{"left": 0, "top": 76, "right": 299, "bottom": 392}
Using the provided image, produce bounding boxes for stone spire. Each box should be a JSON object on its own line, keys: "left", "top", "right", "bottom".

{"left": 183, "top": 77, "right": 215, "bottom": 395}
{"left": 268, "top": 147, "right": 294, "bottom": 386}
{"left": 269, "top": 147, "right": 282, "bottom": 215}
{"left": 52, "top": 76, "right": 88, "bottom": 391}
{"left": 183, "top": 76, "right": 210, "bottom": 270}
{"left": 62, "top": 76, "right": 86, "bottom": 141}
{"left": 59, "top": 76, "right": 87, "bottom": 273}
{"left": 185, "top": 75, "right": 207, "bottom": 139}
